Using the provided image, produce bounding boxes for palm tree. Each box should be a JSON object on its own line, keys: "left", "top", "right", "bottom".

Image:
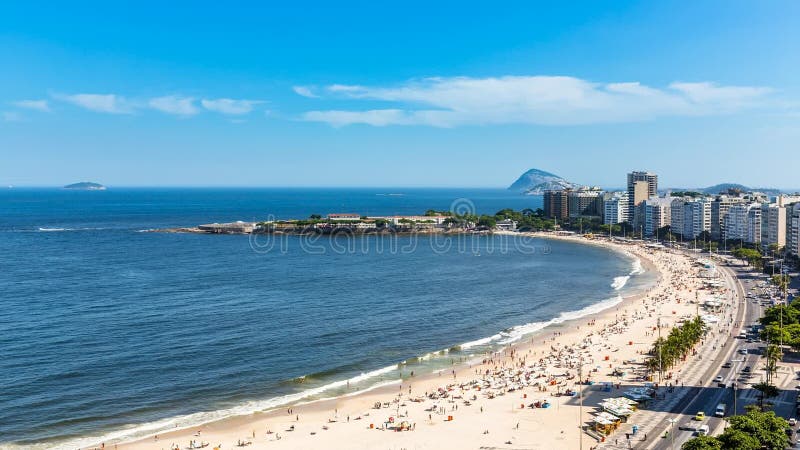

{"left": 646, "top": 317, "right": 706, "bottom": 380}
{"left": 752, "top": 382, "right": 779, "bottom": 411}
{"left": 764, "top": 345, "right": 782, "bottom": 384}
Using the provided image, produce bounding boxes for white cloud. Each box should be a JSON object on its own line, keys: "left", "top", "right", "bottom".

{"left": 55, "top": 93, "right": 133, "bottom": 114}
{"left": 301, "top": 76, "right": 774, "bottom": 127}
{"left": 2, "top": 111, "right": 22, "bottom": 122}
{"left": 148, "top": 96, "right": 199, "bottom": 116}
{"left": 303, "top": 109, "right": 412, "bottom": 127}
{"left": 669, "top": 82, "right": 771, "bottom": 106}
{"left": 13, "top": 99, "right": 50, "bottom": 112}
{"left": 201, "top": 98, "right": 261, "bottom": 115}
{"left": 292, "top": 86, "right": 319, "bottom": 98}
{"left": 49, "top": 93, "right": 263, "bottom": 117}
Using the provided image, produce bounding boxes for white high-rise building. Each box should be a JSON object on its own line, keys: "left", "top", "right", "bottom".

{"left": 761, "top": 203, "right": 787, "bottom": 249}
{"left": 670, "top": 198, "right": 685, "bottom": 235}
{"left": 724, "top": 203, "right": 762, "bottom": 244}
{"left": 603, "top": 192, "right": 629, "bottom": 225}
{"left": 683, "top": 198, "right": 712, "bottom": 239}
{"left": 644, "top": 196, "right": 672, "bottom": 237}
{"left": 711, "top": 195, "right": 746, "bottom": 240}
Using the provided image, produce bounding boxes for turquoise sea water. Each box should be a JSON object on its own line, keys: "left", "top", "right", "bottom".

{"left": 0, "top": 188, "right": 653, "bottom": 449}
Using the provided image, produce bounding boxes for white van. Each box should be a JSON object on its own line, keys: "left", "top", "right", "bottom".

{"left": 697, "top": 424, "right": 710, "bottom": 436}
{"left": 715, "top": 403, "right": 726, "bottom": 417}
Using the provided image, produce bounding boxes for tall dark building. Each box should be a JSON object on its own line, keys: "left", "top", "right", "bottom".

{"left": 543, "top": 190, "right": 569, "bottom": 221}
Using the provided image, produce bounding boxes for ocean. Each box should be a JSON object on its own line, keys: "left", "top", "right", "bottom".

{"left": 0, "top": 188, "right": 654, "bottom": 449}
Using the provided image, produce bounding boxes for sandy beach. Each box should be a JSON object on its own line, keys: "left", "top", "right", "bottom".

{"left": 107, "top": 234, "right": 734, "bottom": 450}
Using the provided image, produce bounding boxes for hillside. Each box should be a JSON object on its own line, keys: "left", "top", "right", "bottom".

{"left": 508, "top": 168, "right": 579, "bottom": 195}
{"left": 64, "top": 182, "right": 106, "bottom": 190}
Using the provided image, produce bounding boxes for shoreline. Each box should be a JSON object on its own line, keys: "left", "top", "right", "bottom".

{"left": 71, "top": 234, "right": 667, "bottom": 450}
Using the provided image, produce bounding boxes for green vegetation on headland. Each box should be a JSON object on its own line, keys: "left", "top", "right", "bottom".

{"left": 255, "top": 208, "right": 561, "bottom": 234}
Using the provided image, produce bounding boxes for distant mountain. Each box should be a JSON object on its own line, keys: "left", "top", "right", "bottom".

{"left": 698, "top": 183, "right": 781, "bottom": 196}
{"left": 64, "top": 182, "right": 106, "bottom": 190}
{"left": 508, "top": 168, "right": 580, "bottom": 195}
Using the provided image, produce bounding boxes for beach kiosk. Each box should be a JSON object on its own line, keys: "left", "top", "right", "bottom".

{"left": 593, "top": 412, "right": 622, "bottom": 435}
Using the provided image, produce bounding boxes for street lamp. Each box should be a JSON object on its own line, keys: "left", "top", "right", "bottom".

{"left": 732, "top": 382, "right": 737, "bottom": 416}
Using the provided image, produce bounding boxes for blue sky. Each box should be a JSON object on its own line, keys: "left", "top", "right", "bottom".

{"left": 1, "top": 1, "right": 799, "bottom": 188}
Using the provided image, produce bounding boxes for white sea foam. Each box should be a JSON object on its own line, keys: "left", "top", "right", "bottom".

{"left": 460, "top": 333, "right": 503, "bottom": 349}
{"left": 36, "top": 226, "right": 108, "bottom": 232}
{"left": 346, "top": 364, "right": 397, "bottom": 384}
{"left": 611, "top": 275, "right": 630, "bottom": 290}
{"left": 491, "top": 294, "right": 626, "bottom": 347}
{"left": 630, "top": 257, "right": 645, "bottom": 275}
{"left": 31, "top": 362, "right": 402, "bottom": 450}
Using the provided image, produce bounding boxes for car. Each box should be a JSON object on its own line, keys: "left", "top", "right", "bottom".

{"left": 714, "top": 375, "right": 724, "bottom": 383}
{"left": 680, "top": 423, "right": 702, "bottom": 432}
{"left": 790, "top": 418, "right": 797, "bottom": 426}
{"left": 746, "top": 338, "right": 754, "bottom": 343}
{"left": 722, "top": 362, "right": 732, "bottom": 368}
{"left": 694, "top": 411, "right": 705, "bottom": 421}
{"left": 696, "top": 424, "right": 710, "bottom": 436}
{"left": 738, "top": 348, "right": 748, "bottom": 355}
{"left": 743, "top": 366, "right": 752, "bottom": 373}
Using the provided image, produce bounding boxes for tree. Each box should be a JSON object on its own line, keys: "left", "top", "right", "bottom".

{"left": 764, "top": 345, "right": 783, "bottom": 384}
{"left": 772, "top": 274, "right": 789, "bottom": 291}
{"left": 645, "top": 317, "right": 706, "bottom": 379}
{"left": 684, "top": 408, "right": 789, "bottom": 449}
{"left": 477, "top": 215, "right": 496, "bottom": 228}
{"left": 681, "top": 436, "right": 722, "bottom": 450}
{"left": 424, "top": 209, "right": 451, "bottom": 217}
{"left": 752, "top": 382, "right": 780, "bottom": 411}
{"left": 724, "top": 408, "right": 788, "bottom": 449}
{"left": 715, "top": 429, "right": 760, "bottom": 450}
{"left": 733, "top": 247, "right": 763, "bottom": 268}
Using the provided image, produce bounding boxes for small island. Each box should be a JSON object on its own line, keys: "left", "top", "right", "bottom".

{"left": 64, "top": 182, "right": 106, "bottom": 191}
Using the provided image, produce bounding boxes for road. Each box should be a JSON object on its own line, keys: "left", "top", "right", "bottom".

{"left": 643, "top": 258, "right": 755, "bottom": 450}
{"left": 597, "top": 253, "right": 798, "bottom": 450}
{"left": 645, "top": 258, "right": 800, "bottom": 449}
